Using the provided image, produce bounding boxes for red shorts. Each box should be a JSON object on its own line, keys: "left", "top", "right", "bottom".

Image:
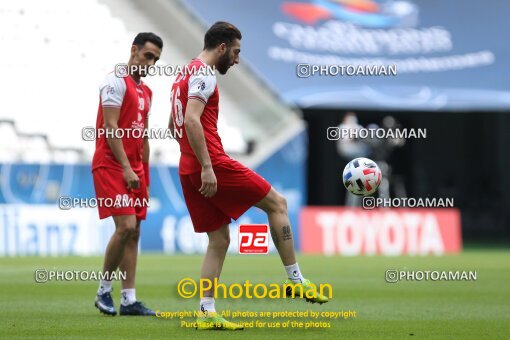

{"left": 180, "top": 159, "right": 271, "bottom": 233}
{"left": 92, "top": 167, "right": 148, "bottom": 220}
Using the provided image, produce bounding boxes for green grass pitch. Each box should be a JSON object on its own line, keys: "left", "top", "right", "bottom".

{"left": 1, "top": 249, "right": 509, "bottom": 339}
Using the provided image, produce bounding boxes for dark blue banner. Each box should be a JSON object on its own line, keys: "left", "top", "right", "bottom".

{"left": 181, "top": 0, "right": 510, "bottom": 110}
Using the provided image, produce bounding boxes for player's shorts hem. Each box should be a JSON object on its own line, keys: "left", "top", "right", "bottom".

{"left": 98, "top": 209, "right": 146, "bottom": 220}
{"left": 193, "top": 216, "right": 231, "bottom": 233}
{"left": 98, "top": 210, "right": 132, "bottom": 219}
{"left": 230, "top": 183, "right": 271, "bottom": 221}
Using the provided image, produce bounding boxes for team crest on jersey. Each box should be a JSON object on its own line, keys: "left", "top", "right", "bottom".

{"left": 198, "top": 80, "right": 206, "bottom": 91}
{"left": 105, "top": 85, "right": 115, "bottom": 95}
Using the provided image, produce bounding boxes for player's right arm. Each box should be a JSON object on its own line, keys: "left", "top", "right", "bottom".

{"left": 100, "top": 74, "right": 139, "bottom": 189}
{"left": 183, "top": 73, "right": 218, "bottom": 198}
{"left": 184, "top": 99, "right": 217, "bottom": 198}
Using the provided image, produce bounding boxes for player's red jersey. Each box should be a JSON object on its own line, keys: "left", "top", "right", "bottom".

{"left": 170, "top": 59, "right": 230, "bottom": 175}
{"left": 92, "top": 73, "right": 152, "bottom": 172}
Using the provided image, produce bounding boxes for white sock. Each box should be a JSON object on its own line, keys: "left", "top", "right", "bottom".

{"left": 97, "top": 280, "right": 112, "bottom": 295}
{"left": 199, "top": 297, "right": 216, "bottom": 313}
{"left": 285, "top": 263, "right": 305, "bottom": 283}
{"left": 121, "top": 288, "right": 137, "bottom": 306}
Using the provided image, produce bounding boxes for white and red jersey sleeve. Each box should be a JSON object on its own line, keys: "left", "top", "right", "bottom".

{"left": 188, "top": 73, "right": 216, "bottom": 104}
{"left": 99, "top": 73, "right": 126, "bottom": 108}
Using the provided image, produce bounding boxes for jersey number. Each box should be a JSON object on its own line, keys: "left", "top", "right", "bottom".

{"left": 170, "top": 87, "right": 183, "bottom": 127}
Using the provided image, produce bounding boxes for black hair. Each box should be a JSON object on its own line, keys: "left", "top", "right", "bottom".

{"left": 204, "top": 21, "right": 242, "bottom": 50}
{"left": 133, "top": 32, "right": 163, "bottom": 49}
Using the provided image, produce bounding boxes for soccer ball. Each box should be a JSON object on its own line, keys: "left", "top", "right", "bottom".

{"left": 343, "top": 157, "right": 382, "bottom": 196}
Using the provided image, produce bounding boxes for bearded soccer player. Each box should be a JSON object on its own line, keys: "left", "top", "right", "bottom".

{"left": 92, "top": 33, "right": 162, "bottom": 316}
{"left": 169, "top": 22, "right": 328, "bottom": 330}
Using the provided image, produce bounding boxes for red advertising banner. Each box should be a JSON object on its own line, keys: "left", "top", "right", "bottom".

{"left": 300, "top": 207, "right": 462, "bottom": 255}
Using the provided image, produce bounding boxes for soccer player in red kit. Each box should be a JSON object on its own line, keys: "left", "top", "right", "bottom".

{"left": 92, "top": 33, "right": 162, "bottom": 316}
{"left": 169, "top": 22, "right": 328, "bottom": 330}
